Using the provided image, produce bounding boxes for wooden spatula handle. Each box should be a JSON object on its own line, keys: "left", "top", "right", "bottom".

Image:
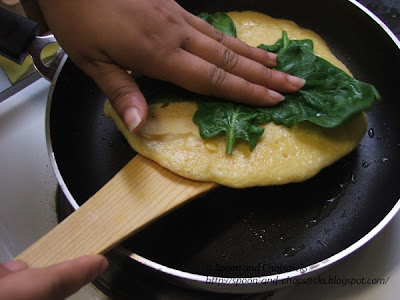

{"left": 17, "top": 155, "right": 216, "bottom": 268}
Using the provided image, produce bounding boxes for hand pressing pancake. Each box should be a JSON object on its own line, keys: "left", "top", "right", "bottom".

{"left": 105, "top": 11, "right": 372, "bottom": 188}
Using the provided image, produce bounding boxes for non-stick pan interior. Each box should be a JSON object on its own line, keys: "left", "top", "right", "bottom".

{"left": 49, "top": 0, "right": 400, "bottom": 280}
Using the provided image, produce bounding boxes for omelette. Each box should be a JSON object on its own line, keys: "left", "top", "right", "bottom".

{"left": 104, "top": 11, "right": 367, "bottom": 188}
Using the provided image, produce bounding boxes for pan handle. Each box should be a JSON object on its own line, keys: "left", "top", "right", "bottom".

{"left": 0, "top": 6, "right": 38, "bottom": 64}
{"left": 0, "top": 6, "right": 64, "bottom": 81}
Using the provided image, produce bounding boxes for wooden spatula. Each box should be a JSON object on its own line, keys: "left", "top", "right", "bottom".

{"left": 17, "top": 155, "right": 217, "bottom": 267}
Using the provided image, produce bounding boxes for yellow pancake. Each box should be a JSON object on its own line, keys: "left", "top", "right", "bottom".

{"left": 104, "top": 11, "right": 367, "bottom": 188}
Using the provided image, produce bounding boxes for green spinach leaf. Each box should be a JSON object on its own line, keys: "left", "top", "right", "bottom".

{"left": 197, "top": 12, "right": 237, "bottom": 37}
{"left": 194, "top": 31, "right": 380, "bottom": 154}
{"left": 256, "top": 31, "right": 381, "bottom": 128}
{"left": 194, "top": 101, "right": 264, "bottom": 152}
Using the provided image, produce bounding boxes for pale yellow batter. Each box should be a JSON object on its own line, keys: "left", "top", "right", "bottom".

{"left": 104, "top": 11, "right": 367, "bottom": 188}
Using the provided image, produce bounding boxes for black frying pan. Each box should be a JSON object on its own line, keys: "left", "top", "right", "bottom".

{"left": 2, "top": 0, "right": 400, "bottom": 295}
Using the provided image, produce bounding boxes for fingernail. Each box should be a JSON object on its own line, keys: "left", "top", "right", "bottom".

{"left": 268, "top": 52, "right": 277, "bottom": 60}
{"left": 125, "top": 107, "right": 142, "bottom": 132}
{"left": 268, "top": 90, "right": 285, "bottom": 102}
{"left": 1, "top": 260, "right": 28, "bottom": 272}
{"left": 288, "top": 75, "right": 306, "bottom": 88}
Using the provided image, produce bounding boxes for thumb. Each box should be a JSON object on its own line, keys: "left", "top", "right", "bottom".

{"left": 0, "top": 255, "right": 108, "bottom": 300}
{"left": 85, "top": 62, "right": 148, "bottom": 131}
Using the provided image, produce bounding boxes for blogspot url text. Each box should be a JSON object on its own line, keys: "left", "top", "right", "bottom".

{"left": 205, "top": 275, "right": 390, "bottom": 287}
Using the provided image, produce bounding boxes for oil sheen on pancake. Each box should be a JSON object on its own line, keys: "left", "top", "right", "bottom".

{"left": 104, "top": 11, "right": 367, "bottom": 188}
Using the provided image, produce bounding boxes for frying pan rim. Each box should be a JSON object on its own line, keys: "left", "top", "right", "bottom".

{"left": 348, "top": 0, "right": 400, "bottom": 49}
{"left": 116, "top": 200, "right": 400, "bottom": 291}
{"left": 44, "top": 0, "right": 400, "bottom": 292}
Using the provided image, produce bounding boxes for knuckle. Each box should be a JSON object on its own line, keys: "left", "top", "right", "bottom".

{"left": 241, "top": 43, "right": 254, "bottom": 58}
{"left": 209, "top": 66, "right": 227, "bottom": 88}
{"left": 263, "top": 67, "right": 273, "bottom": 82}
{"left": 221, "top": 47, "right": 240, "bottom": 71}
{"left": 243, "top": 80, "right": 257, "bottom": 100}
{"left": 214, "top": 28, "right": 227, "bottom": 43}
{"left": 109, "top": 85, "right": 133, "bottom": 108}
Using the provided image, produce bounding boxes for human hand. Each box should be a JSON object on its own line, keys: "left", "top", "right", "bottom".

{"left": 37, "top": 0, "right": 305, "bottom": 131}
{"left": 0, "top": 255, "right": 108, "bottom": 300}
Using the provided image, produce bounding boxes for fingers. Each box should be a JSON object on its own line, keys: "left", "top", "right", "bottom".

{"left": 165, "top": 49, "right": 284, "bottom": 105}
{"left": 83, "top": 62, "right": 148, "bottom": 132}
{"left": 181, "top": 13, "right": 306, "bottom": 100}
{"left": 36, "top": 255, "right": 108, "bottom": 300}
{"left": 182, "top": 30, "right": 305, "bottom": 94}
{"left": 0, "top": 255, "right": 108, "bottom": 300}
{"left": 184, "top": 13, "right": 278, "bottom": 67}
